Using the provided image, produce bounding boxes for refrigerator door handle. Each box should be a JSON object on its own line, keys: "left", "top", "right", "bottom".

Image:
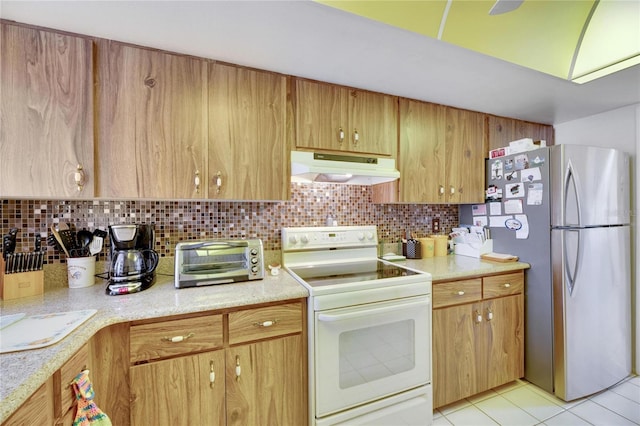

{"left": 564, "top": 161, "right": 582, "bottom": 227}
{"left": 563, "top": 229, "right": 581, "bottom": 295}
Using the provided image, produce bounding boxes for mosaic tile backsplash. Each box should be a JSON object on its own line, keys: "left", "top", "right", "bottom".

{"left": 1, "top": 183, "right": 458, "bottom": 265}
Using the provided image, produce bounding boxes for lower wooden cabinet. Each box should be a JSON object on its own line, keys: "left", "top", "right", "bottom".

{"left": 432, "top": 271, "right": 524, "bottom": 408}
{"left": 2, "top": 379, "right": 54, "bottom": 426}
{"left": 129, "top": 300, "right": 306, "bottom": 426}
{"left": 130, "top": 350, "right": 226, "bottom": 425}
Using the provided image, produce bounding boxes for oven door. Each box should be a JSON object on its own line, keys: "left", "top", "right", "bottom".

{"left": 315, "top": 295, "right": 431, "bottom": 418}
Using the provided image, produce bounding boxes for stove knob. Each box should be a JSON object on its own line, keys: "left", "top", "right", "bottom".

{"left": 366, "top": 232, "right": 375, "bottom": 240}
{"left": 357, "top": 232, "right": 365, "bottom": 241}
{"left": 251, "top": 266, "right": 258, "bottom": 273}
{"left": 250, "top": 248, "right": 258, "bottom": 256}
{"left": 301, "top": 234, "right": 309, "bottom": 244}
{"left": 289, "top": 235, "right": 298, "bottom": 245}
{"left": 251, "top": 257, "right": 259, "bottom": 264}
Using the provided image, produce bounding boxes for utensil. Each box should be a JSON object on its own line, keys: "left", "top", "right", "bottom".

{"left": 3, "top": 228, "right": 18, "bottom": 260}
{"left": 77, "top": 229, "right": 93, "bottom": 250}
{"left": 89, "top": 235, "right": 104, "bottom": 256}
{"left": 50, "top": 225, "right": 71, "bottom": 257}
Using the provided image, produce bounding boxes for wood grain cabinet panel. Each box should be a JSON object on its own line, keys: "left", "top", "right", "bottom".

{"left": 488, "top": 115, "right": 554, "bottom": 152}
{"left": 0, "top": 22, "right": 94, "bottom": 198}
{"left": 374, "top": 99, "right": 485, "bottom": 203}
{"left": 208, "top": 63, "right": 289, "bottom": 200}
{"left": 54, "top": 344, "right": 90, "bottom": 419}
{"left": 96, "top": 40, "right": 208, "bottom": 199}
{"left": 295, "top": 79, "right": 397, "bottom": 157}
{"left": 130, "top": 350, "right": 226, "bottom": 426}
{"left": 130, "top": 314, "right": 224, "bottom": 363}
{"left": 432, "top": 278, "right": 482, "bottom": 308}
{"left": 226, "top": 334, "right": 306, "bottom": 426}
{"left": 433, "top": 270, "right": 525, "bottom": 408}
{"left": 2, "top": 379, "right": 54, "bottom": 426}
{"left": 228, "top": 302, "right": 303, "bottom": 345}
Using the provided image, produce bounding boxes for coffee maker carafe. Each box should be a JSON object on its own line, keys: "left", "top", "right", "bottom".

{"left": 107, "top": 224, "right": 159, "bottom": 295}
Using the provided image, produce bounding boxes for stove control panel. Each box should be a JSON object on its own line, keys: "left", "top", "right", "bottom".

{"left": 282, "top": 226, "right": 378, "bottom": 251}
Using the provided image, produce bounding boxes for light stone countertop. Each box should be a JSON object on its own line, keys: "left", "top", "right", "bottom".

{"left": 401, "top": 255, "right": 530, "bottom": 282}
{"left": 0, "top": 254, "right": 528, "bottom": 422}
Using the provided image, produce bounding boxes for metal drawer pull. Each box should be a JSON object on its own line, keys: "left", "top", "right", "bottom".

{"left": 352, "top": 129, "right": 359, "bottom": 145}
{"left": 162, "top": 332, "right": 195, "bottom": 343}
{"left": 235, "top": 356, "right": 241, "bottom": 381}
{"left": 209, "top": 361, "right": 215, "bottom": 388}
{"left": 338, "top": 127, "right": 345, "bottom": 143}
{"left": 66, "top": 366, "right": 88, "bottom": 388}
{"left": 486, "top": 309, "right": 494, "bottom": 321}
{"left": 503, "top": 283, "right": 511, "bottom": 288}
{"left": 253, "top": 319, "right": 278, "bottom": 328}
{"left": 215, "top": 171, "right": 222, "bottom": 194}
{"left": 455, "top": 290, "right": 465, "bottom": 296}
{"left": 475, "top": 310, "right": 483, "bottom": 323}
{"left": 74, "top": 164, "right": 86, "bottom": 191}
{"left": 194, "top": 170, "right": 201, "bottom": 194}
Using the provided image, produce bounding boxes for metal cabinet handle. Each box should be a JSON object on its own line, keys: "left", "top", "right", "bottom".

{"left": 439, "top": 185, "right": 445, "bottom": 196}
{"left": 454, "top": 290, "right": 465, "bottom": 296}
{"left": 209, "top": 360, "right": 216, "bottom": 388}
{"left": 194, "top": 170, "right": 201, "bottom": 194}
{"left": 450, "top": 186, "right": 455, "bottom": 196}
{"left": 74, "top": 164, "right": 86, "bottom": 191}
{"left": 486, "top": 308, "right": 494, "bottom": 321}
{"left": 215, "top": 171, "right": 222, "bottom": 194}
{"left": 235, "top": 355, "right": 241, "bottom": 381}
{"left": 503, "top": 283, "right": 511, "bottom": 288}
{"left": 338, "top": 127, "right": 345, "bottom": 143}
{"left": 352, "top": 129, "right": 359, "bottom": 145}
{"left": 161, "top": 332, "right": 194, "bottom": 343}
{"left": 475, "top": 310, "right": 483, "bottom": 323}
{"left": 253, "top": 319, "right": 278, "bottom": 328}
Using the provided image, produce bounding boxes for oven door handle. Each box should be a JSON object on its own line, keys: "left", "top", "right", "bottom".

{"left": 317, "top": 298, "right": 429, "bottom": 322}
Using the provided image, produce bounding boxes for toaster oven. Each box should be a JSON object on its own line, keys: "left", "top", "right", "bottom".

{"left": 174, "top": 239, "right": 264, "bottom": 288}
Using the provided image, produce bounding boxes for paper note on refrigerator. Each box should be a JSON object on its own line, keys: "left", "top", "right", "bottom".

{"left": 489, "top": 202, "right": 502, "bottom": 215}
{"left": 515, "top": 214, "right": 529, "bottom": 239}
{"left": 527, "top": 183, "right": 544, "bottom": 205}
{"left": 489, "top": 215, "right": 512, "bottom": 227}
{"left": 504, "top": 199, "right": 523, "bottom": 214}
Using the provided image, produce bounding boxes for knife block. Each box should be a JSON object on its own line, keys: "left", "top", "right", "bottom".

{"left": 0, "top": 257, "right": 44, "bottom": 300}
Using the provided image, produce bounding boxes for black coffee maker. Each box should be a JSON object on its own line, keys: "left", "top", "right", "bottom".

{"left": 107, "top": 224, "right": 159, "bottom": 295}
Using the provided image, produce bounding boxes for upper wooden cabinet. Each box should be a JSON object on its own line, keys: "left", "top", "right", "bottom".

{"left": 208, "top": 63, "right": 289, "bottom": 200}
{"left": 374, "top": 99, "right": 485, "bottom": 204}
{"left": 96, "top": 40, "right": 208, "bottom": 199}
{"left": 487, "top": 115, "right": 554, "bottom": 152}
{"left": 294, "top": 79, "right": 398, "bottom": 157}
{"left": 0, "top": 22, "right": 94, "bottom": 198}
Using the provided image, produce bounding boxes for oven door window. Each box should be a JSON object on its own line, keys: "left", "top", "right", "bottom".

{"left": 315, "top": 295, "right": 431, "bottom": 417}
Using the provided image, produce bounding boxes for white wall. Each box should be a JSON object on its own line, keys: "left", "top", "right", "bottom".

{"left": 555, "top": 103, "right": 639, "bottom": 374}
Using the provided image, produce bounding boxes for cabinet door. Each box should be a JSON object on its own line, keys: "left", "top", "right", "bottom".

{"left": 488, "top": 115, "right": 554, "bottom": 151}
{"left": 432, "top": 302, "right": 482, "bottom": 408}
{"left": 130, "top": 350, "right": 225, "bottom": 426}
{"left": 295, "top": 79, "right": 348, "bottom": 153}
{"left": 398, "top": 99, "right": 446, "bottom": 202}
{"left": 349, "top": 89, "right": 397, "bottom": 157}
{"left": 209, "top": 63, "right": 288, "bottom": 200}
{"left": 0, "top": 23, "right": 94, "bottom": 198}
{"left": 226, "top": 335, "right": 306, "bottom": 426}
{"left": 445, "top": 107, "right": 486, "bottom": 203}
{"left": 2, "top": 378, "right": 54, "bottom": 426}
{"left": 96, "top": 41, "right": 207, "bottom": 198}
{"left": 483, "top": 295, "right": 524, "bottom": 390}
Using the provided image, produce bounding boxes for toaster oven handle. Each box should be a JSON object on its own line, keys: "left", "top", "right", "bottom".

{"left": 181, "top": 241, "right": 249, "bottom": 250}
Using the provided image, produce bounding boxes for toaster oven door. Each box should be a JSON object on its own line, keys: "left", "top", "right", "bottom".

{"left": 176, "top": 242, "right": 254, "bottom": 287}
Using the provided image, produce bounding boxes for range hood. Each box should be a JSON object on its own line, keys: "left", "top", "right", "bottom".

{"left": 290, "top": 151, "right": 400, "bottom": 185}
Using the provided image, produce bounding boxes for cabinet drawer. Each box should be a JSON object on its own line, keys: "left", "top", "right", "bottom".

{"left": 130, "top": 314, "right": 223, "bottom": 363}
{"left": 483, "top": 272, "right": 524, "bottom": 299}
{"left": 433, "top": 279, "right": 482, "bottom": 308}
{"left": 57, "top": 344, "right": 90, "bottom": 417}
{"left": 229, "top": 302, "right": 303, "bottom": 345}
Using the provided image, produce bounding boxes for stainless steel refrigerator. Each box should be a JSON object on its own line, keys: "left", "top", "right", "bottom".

{"left": 460, "top": 144, "right": 631, "bottom": 401}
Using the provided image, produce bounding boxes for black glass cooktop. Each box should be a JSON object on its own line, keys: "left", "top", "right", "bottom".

{"left": 288, "top": 259, "right": 420, "bottom": 288}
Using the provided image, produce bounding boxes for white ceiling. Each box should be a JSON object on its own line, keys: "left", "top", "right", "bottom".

{"left": 1, "top": 0, "right": 639, "bottom": 126}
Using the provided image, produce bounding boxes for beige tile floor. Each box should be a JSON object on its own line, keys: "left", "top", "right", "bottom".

{"left": 434, "top": 375, "right": 640, "bottom": 425}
